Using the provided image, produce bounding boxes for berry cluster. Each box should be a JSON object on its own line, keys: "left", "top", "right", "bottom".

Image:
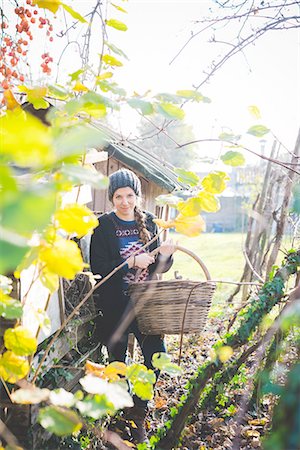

{"left": 0, "top": 0, "right": 54, "bottom": 92}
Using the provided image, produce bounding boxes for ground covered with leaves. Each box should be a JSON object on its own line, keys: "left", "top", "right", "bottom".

{"left": 142, "top": 312, "right": 277, "bottom": 450}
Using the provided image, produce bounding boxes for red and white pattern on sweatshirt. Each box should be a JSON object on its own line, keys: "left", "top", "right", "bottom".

{"left": 120, "top": 240, "right": 149, "bottom": 284}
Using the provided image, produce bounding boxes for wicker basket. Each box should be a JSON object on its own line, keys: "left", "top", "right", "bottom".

{"left": 128, "top": 245, "right": 216, "bottom": 335}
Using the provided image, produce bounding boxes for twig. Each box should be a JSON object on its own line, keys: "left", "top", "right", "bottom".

{"left": 0, "top": 418, "right": 20, "bottom": 449}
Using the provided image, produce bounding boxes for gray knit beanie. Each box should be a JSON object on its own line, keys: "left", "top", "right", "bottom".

{"left": 108, "top": 169, "right": 142, "bottom": 201}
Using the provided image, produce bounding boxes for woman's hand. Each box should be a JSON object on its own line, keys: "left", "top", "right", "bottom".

{"left": 159, "top": 238, "right": 176, "bottom": 257}
{"left": 134, "top": 253, "right": 155, "bottom": 269}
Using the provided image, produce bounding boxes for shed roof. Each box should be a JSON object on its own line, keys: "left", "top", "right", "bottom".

{"left": 91, "top": 122, "right": 184, "bottom": 193}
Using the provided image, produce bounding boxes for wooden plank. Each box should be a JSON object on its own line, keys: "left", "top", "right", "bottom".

{"left": 30, "top": 316, "right": 96, "bottom": 379}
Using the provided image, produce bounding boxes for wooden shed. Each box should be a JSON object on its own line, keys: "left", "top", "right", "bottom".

{"left": 87, "top": 123, "right": 183, "bottom": 219}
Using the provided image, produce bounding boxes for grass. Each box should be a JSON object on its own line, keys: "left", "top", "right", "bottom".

{"left": 164, "top": 232, "right": 246, "bottom": 303}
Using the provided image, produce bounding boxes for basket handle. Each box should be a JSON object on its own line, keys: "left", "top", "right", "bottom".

{"left": 136, "top": 244, "right": 212, "bottom": 281}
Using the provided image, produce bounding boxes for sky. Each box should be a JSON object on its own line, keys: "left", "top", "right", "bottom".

{"left": 23, "top": 0, "right": 300, "bottom": 163}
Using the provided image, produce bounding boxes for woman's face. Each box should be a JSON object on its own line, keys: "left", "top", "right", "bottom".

{"left": 112, "top": 186, "right": 137, "bottom": 219}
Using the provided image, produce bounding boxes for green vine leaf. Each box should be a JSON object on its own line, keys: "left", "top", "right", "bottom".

{"left": 221, "top": 151, "right": 245, "bottom": 166}
{"left": 247, "top": 125, "right": 270, "bottom": 137}
{"left": 127, "top": 98, "right": 154, "bottom": 115}
{"left": 38, "top": 406, "right": 82, "bottom": 437}
{"left": 0, "top": 292, "right": 23, "bottom": 319}
{"left": 174, "top": 168, "right": 200, "bottom": 186}
{"left": 155, "top": 102, "right": 185, "bottom": 120}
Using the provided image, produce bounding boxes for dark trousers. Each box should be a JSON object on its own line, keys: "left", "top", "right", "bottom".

{"left": 106, "top": 317, "right": 166, "bottom": 408}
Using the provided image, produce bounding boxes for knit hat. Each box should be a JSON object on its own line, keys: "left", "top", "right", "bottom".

{"left": 108, "top": 169, "right": 142, "bottom": 201}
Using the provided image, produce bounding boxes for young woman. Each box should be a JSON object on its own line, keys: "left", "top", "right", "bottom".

{"left": 90, "top": 168, "right": 175, "bottom": 442}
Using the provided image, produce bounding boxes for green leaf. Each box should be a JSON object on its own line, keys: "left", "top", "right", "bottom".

{"left": 152, "top": 353, "right": 182, "bottom": 376}
{"left": 126, "top": 363, "right": 156, "bottom": 384}
{"left": 104, "top": 41, "right": 129, "bottom": 60}
{"left": 60, "top": 164, "right": 108, "bottom": 189}
{"left": 0, "top": 351, "right": 30, "bottom": 383}
{"left": 174, "top": 168, "right": 200, "bottom": 186}
{"left": 0, "top": 239, "right": 29, "bottom": 274}
{"left": 247, "top": 125, "right": 270, "bottom": 137}
{"left": 218, "top": 132, "right": 241, "bottom": 143}
{"left": 102, "top": 54, "right": 123, "bottom": 67}
{"left": 0, "top": 293, "right": 23, "bottom": 319}
{"left": 127, "top": 98, "right": 154, "bottom": 115}
{"left": 132, "top": 381, "right": 154, "bottom": 400}
{"left": 176, "top": 90, "right": 206, "bottom": 102}
{"left": 0, "top": 165, "right": 18, "bottom": 203}
{"left": 4, "top": 326, "right": 37, "bottom": 356}
{"left": 61, "top": 3, "right": 87, "bottom": 23}
{"left": 48, "top": 84, "right": 70, "bottom": 100}
{"left": 54, "top": 124, "right": 106, "bottom": 160}
{"left": 155, "top": 93, "right": 182, "bottom": 104}
{"left": 106, "top": 18, "right": 128, "bottom": 31}
{"left": 221, "top": 151, "right": 245, "bottom": 166}
{"left": 68, "top": 68, "right": 85, "bottom": 82}
{"left": 2, "top": 186, "right": 56, "bottom": 235}
{"left": 76, "top": 394, "right": 115, "bottom": 419}
{"left": 156, "top": 102, "right": 185, "bottom": 120}
{"left": 97, "top": 81, "right": 126, "bottom": 97}
{"left": 38, "top": 406, "right": 82, "bottom": 437}
{"left": 0, "top": 275, "right": 13, "bottom": 294}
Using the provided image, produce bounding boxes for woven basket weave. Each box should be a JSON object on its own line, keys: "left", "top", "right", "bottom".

{"left": 128, "top": 245, "right": 216, "bottom": 335}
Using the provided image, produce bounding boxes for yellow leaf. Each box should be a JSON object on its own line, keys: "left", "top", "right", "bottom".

{"left": 217, "top": 346, "right": 233, "bottom": 363}
{"left": 0, "top": 111, "right": 54, "bottom": 167}
{"left": 54, "top": 203, "right": 98, "bottom": 237}
{"left": 201, "top": 171, "right": 230, "bottom": 194}
{"left": 111, "top": 3, "right": 127, "bottom": 13}
{"left": 4, "top": 326, "right": 37, "bottom": 356}
{"left": 174, "top": 214, "right": 205, "bottom": 237}
{"left": 102, "top": 54, "right": 123, "bottom": 67}
{"left": 177, "top": 198, "right": 202, "bottom": 217}
{"left": 248, "top": 105, "right": 261, "bottom": 119}
{"left": 40, "top": 267, "right": 59, "bottom": 293}
{"left": 35, "top": 0, "right": 61, "bottom": 13}
{"left": 85, "top": 360, "right": 106, "bottom": 377}
{"left": 152, "top": 218, "right": 175, "bottom": 229}
{"left": 73, "top": 81, "right": 89, "bottom": 92}
{"left": 96, "top": 72, "right": 113, "bottom": 81}
{"left": 3, "top": 89, "right": 20, "bottom": 110}
{"left": 243, "top": 429, "right": 261, "bottom": 438}
{"left": 122, "top": 441, "right": 135, "bottom": 448}
{"left": 197, "top": 191, "right": 220, "bottom": 213}
{"left": 106, "top": 18, "right": 128, "bottom": 31}
{"left": 61, "top": 3, "right": 87, "bottom": 23}
{"left": 248, "top": 418, "right": 268, "bottom": 426}
{"left": 20, "top": 86, "right": 49, "bottom": 109}
{"left": 39, "top": 237, "right": 85, "bottom": 279}
{"left": 0, "top": 351, "right": 29, "bottom": 383}
{"left": 104, "top": 361, "right": 127, "bottom": 381}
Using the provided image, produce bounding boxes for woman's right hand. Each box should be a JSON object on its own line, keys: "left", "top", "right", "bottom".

{"left": 135, "top": 253, "right": 155, "bottom": 269}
